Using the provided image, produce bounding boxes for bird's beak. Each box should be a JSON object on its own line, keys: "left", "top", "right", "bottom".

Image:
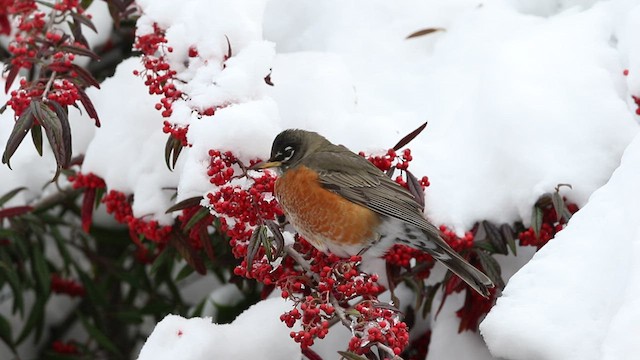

{"left": 249, "top": 160, "right": 282, "bottom": 170}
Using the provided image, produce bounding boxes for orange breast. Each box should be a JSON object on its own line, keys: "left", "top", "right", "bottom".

{"left": 275, "top": 166, "right": 380, "bottom": 250}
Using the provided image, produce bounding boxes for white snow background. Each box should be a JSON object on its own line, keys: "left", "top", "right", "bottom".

{"left": 2, "top": 0, "right": 640, "bottom": 359}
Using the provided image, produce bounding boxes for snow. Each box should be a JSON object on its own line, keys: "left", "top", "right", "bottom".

{"left": 2, "top": 0, "right": 640, "bottom": 358}
{"left": 481, "top": 130, "right": 640, "bottom": 360}
{"left": 136, "top": 297, "right": 300, "bottom": 360}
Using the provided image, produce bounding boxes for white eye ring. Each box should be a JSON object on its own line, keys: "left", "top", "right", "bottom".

{"left": 282, "top": 146, "right": 295, "bottom": 162}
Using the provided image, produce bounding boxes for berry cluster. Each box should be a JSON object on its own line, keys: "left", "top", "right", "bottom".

{"left": 133, "top": 23, "right": 182, "bottom": 118}
{"left": 4, "top": 0, "right": 100, "bottom": 123}
{"left": 50, "top": 274, "right": 85, "bottom": 297}
{"left": 348, "top": 301, "right": 409, "bottom": 357}
{"left": 519, "top": 201, "right": 578, "bottom": 248}
{"left": 102, "top": 190, "right": 172, "bottom": 244}
{"left": 69, "top": 172, "right": 106, "bottom": 189}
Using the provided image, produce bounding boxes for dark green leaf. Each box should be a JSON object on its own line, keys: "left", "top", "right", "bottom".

{"left": 483, "top": 221, "right": 508, "bottom": 255}
{"left": 0, "top": 262, "right": 24, "bottom": 315}
{"left": 531, "top": 205, "right": 543, "bottom": 238}
{"left": 406, "top": 27, "right": 445, "bottom": 39}
{"left": 0, "top": 187, "right": 28, "bottom": 207}
{"left": 2, "top": 106, "right": 35, "bottom": 168}
{"left": 393, "top": 121, "right": 428, "bottom": 151}
{"left": 175, "top": 262, "right": 195, "bottom": 282}
{"left": 76, "top": 268, "right": 106, "bottom": 307}
{"left": 31, "top": 245, "right": 50, "bottom": 296}
{"left": 16, "top": 297, "right": 46, "bottom": 344}
{"left": 31, "top": 124, "right": 43, "bottom": 156}
{"left": 150, "top": 247, "right": 173, "bottom": 275}
{"left": 421, "top": 283, "right": 440, "bottom": 319}
{"left": 0, "top": 314, "right": 14, "bottom": 352}
{"left": 78, "top": 314, "right": 121, "bottom": 356}
{"left": 500, "top": 224, "right": 517, "bottom": 256}
{"left": 476, "top": 250, "right": 505, "bottom": 288}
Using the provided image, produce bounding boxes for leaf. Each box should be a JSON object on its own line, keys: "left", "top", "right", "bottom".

{"left": 31, "top": 245, "right": 51, "bottom": 296}
{"left": 78, "top": 315, "right": 122, "bottom": 356}
{"left": 421, "top": 283, "right": 441, "bottom": 319}
{"left": 0, "top": 206, "right": 33, "bottom": 219}
{"left": 2, "top": 106, "right": 35, "bottom": 168}
{"left": 552, "top": 190, "right": 572, "bottom": 223}
{"left": 246, "top": 226, "right": 262, "bottom": 269}
{"left": 0, "top": 314, "right": 14, "bottom": 352}
{"left": 165, "top": 196, "right": 203, "bottom": 213}
{"left": 476, "top": 250, "right": 505, "bottom": 288}
{"left": 500, "top": 224, "right": 517, "bottom": 256}
{"left": 81, "top": 188, "right": 96, "bottom": 232}
{"left": 200, "top": 226, "right": 215, "bottom": 262}
{"left": 4, "top": 64, "right": 20, "bottom": 94}
{"left": 337, "top": 351, "right": 369, "bottom": 360}
{"left": 531, "top": 205, "right": 543, "bottom": 238}
{"left": 405, "top": 169, "right": 425, "bottom": 209}
{"left": 264, "top": 220, "right": 284, "bottom": 258}
{"left": 175, "top": 262, "right": 195, "bottom": 282}
{"left": 406, "top": 27, "right": 445, "bottom": 39}
{"left": 77, "top": 88, "right": 100, "bottom": 127}
{"left": 0, "top": 187, "right": 27, "bottom": 207}
{"left": 53, "top": 102, "right": 72, "bottom": 170}
{"left": 164, "top": 135, "right": 184, "bottom": 171}
{"left": 482, "top": 221, "right": 507, "bottom": 255}
{"left": 149, "top": 247, "right": 173, "bottom": 275}
{"left": 184, "top": 207, "right": 210, "bottom": 232}
{"left": 70, "top": 63, "right": 101, "bottom": 87}
{"left": 393, "top": 121, "right": 428, "bottom": 151}
{"left": 69, "top": 11, "right": 97, "bottom": 33}
{"left": 30, "top": 124, "right": 43, "bottom": 156}
{"left": 15, "top": 297, "right": 46, "bottom": 344}
{"left": 32, "top": 101, "right": 67, "bottom": 179}
{"left": 0, "top": 262, "right": 24, "bottom": 315}
{"left": 171, "top": 231, "right": 206, "bottom": 274}
{"left": 260, "top": 227, "right": 273, "bottom": 261}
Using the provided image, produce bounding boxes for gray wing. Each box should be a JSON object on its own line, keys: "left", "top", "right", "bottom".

{"left": 304, "top": 147, "right": 441, "bottom": 239}
{"left": 306, "top": 147, "right": 495, "bottom": 297}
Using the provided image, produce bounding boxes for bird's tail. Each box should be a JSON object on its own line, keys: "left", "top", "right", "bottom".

{"left": 408, "top": 227, "right": 495, "bottom": 298}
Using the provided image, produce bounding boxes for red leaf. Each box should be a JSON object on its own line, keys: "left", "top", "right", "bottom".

{"left": 393, "top": 121, "right": 428, "bottom": 151}
{"left": 77, "top": 88, "right": 100, "bottom": 127}
{"left": 4, "top": 65, "right": 20, "bottom": 94}
{"left": 0, "top": 206, "right": 33, "bottom": 219}
{"left": 81, "top": 188, "right": 96, "bottom": 232}
{"left": 71, "top": 64, "right": 100, "bottom": 88}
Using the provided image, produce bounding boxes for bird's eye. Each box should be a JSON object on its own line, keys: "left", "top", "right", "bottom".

{"left": 282, "top": 146, "right": 295, "bottom": 162}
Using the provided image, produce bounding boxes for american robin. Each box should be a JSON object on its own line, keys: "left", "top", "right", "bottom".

{"left": 254, "top": 129, "right": 494, "bottom": 297}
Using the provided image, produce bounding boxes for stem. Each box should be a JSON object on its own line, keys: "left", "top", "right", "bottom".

{"left": 41, "top": 70, "right": 57, "bottom": 100}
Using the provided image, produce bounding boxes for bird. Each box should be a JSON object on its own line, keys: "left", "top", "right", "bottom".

{"left": 253, "top": 129, "right": 494, "bottom": 297}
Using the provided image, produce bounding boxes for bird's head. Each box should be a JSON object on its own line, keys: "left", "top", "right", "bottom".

{"left": 252, "top": 129, "right": 329, "bottom": 172}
